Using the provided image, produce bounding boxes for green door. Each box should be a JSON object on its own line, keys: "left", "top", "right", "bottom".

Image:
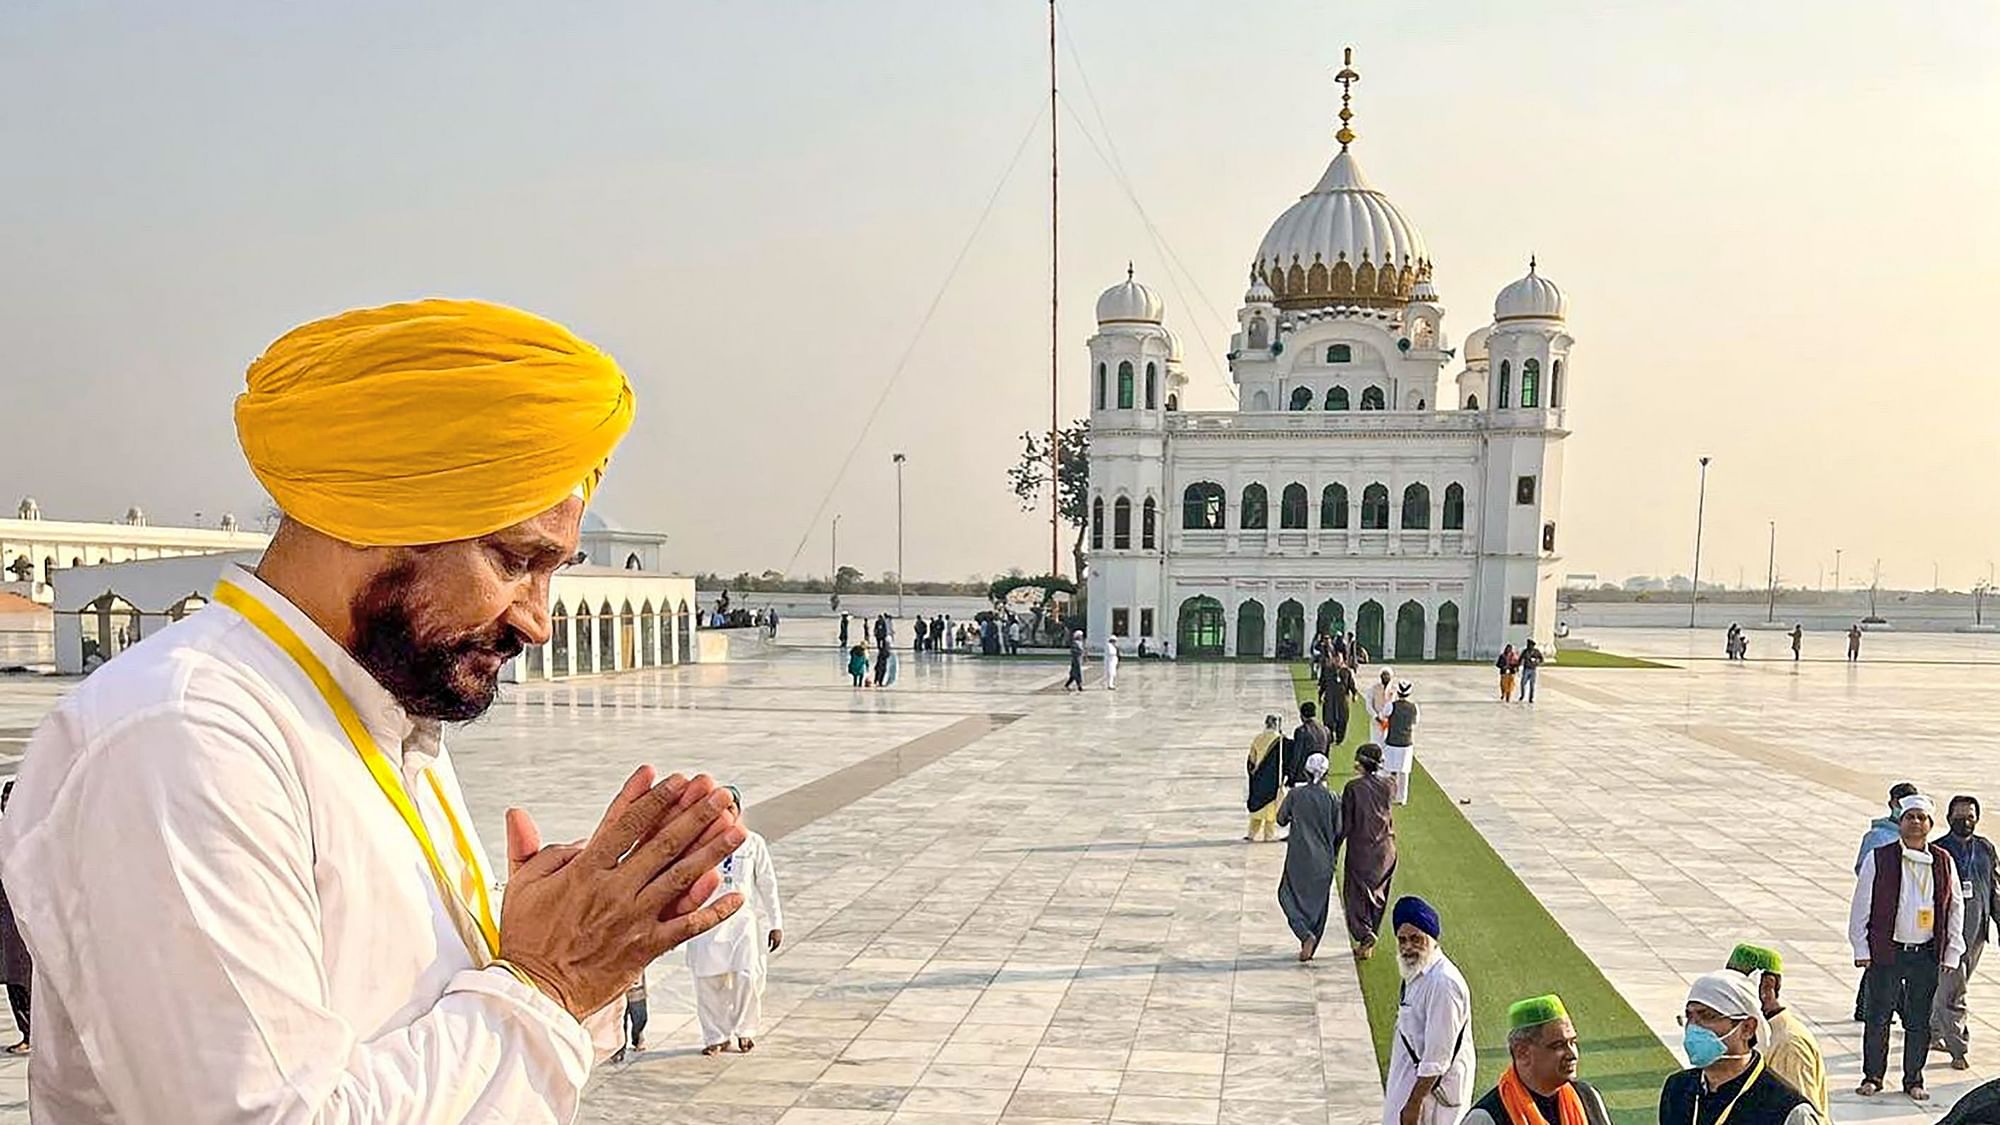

{"left": 1236, "top": 600, "right": 1266, "bottom": 658}
{"left": 1356, "top": 600, "right": 1384, "bottom": 659}
{"left": 1395, "top": 600, "right": 1427, "bottom": 661}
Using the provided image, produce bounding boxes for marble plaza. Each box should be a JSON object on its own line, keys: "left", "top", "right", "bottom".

{"left": 0, "top": 632, "right": 1996, "bottom": 1123}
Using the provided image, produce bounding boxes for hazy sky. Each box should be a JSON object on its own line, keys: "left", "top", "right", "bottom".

{"left": 5, "top": 1, "right": 1997, "bottom": 590}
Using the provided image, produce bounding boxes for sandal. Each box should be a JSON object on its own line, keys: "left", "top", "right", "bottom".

{"left": 1856, "top": 1079, "right": 1882, "bottom": 1097}
{"left": 1907, "top": 1086, "right": 1930, "bottom": 1102}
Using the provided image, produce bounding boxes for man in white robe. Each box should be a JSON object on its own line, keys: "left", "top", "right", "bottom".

{"left": 1103, "top": 634, "right": 1121, "bottom": 690}
{"left": 687, "top": 787, "right": 785, "bottom": 1054}
{"left": 1385, "top": 896, "right": 1474, "bottom": 1125}
{"left": 0, "top": 300, "right": 748, "bottom": 1122}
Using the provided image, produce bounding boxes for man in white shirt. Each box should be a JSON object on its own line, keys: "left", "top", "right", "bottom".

{"left": 0, "top": 300, "right": 750, "bottom": 1123}
{"left": 1102, "top": 634, "right": 1120, "bottom": 690}
{"left": 1385, "top": 896, "right": 1474, "bottom": 1125}
{"left": 1848, "top": 792, "right": 1966, "bottom": 1103}
{"left": 686, "top": 787, "right": 785, "bottom": 1055}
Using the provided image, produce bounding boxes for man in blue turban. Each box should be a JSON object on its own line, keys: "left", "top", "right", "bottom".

{"left": 1386, "top": 896, "right": 1474, "bottom": 1125}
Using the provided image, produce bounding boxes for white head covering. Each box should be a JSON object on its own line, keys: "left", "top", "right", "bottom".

{"left": 1305, "top": 753, "right": 1330, "bottom": 782}
{"left": 1396, "top": 680, "right": 1413, "bottom": 696}
{"left": 1686, "top": 970, "right": 1769, "bottom": 1056}
{"left": 1898, "top": 794, "right": 1937, "bottom": 820}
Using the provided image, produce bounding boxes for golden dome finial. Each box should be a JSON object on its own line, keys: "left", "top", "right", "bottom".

{"left": 1334, "top": 46, "right": 1361, "bottom": 151}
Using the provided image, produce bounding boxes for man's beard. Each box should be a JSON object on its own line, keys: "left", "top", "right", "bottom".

{"left": 350, "top": 564, "right": 523, "bottom": 722}
{"left": 1397, "top": 944, "right": 1440, "bottom": 983}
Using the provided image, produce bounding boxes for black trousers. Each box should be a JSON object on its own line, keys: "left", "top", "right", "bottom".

{"left": 624, "top": 998, "right": 648, "bottom": 1047}
{"left": 6, "top": 980, "right": 26, "bottom": 1041}
{"left": 1863, "top": 948, "right": 1940, "bottom": 1088}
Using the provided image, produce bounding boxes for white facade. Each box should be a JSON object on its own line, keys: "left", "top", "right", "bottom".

{"left": 1084, "top": 69, "right": 1572, "bottom": 661}
{"left": 0, "top": 499, "right": 269, "bottom": 605}
{"left": 47, "top": 551, "right": 701, "bottom": 679}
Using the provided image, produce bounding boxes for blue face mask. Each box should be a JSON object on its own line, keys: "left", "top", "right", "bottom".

{"left": 1683, "top": 1022, "right": 1738, "bottom": 1068}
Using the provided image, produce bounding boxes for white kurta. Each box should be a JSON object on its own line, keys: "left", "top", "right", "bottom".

{"left": 0, "top": 566, "right": 603, "bottom": 1123}
{"left": 685, "top": 831, "right": 784, "bottom": 1042}
{"left": 1383, "top": 954, "right": 1474, "bottom": 1125}
{"left": 1103, "top": 637, "right": 1120, "bottom": 690}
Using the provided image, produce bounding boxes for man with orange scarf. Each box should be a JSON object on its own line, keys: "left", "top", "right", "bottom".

{"left": 1461, "top": 996, "right": 1611, "bottom": 1125}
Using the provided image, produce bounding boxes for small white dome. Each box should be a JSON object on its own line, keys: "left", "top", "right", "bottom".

{"left": 1462, "top": 326, "right": 1491, "bottom": 363}
{"left": 1164, "top": 327, "right": 1184, "bottom": 363}
{"left": 1244, "top": 273, "right": 1275, "bottom": 305}
{"left": 1494, "top": 259, "right": 1566, "bottom": 322}
{"left": 16, "top": 498, "right": 39, "bottom": 520}
{"left": 1096, "top": 266, "right": 1165, "bottom": 325}
{"left": 1411, "top": 278, "right": 1439, "bottom": 303}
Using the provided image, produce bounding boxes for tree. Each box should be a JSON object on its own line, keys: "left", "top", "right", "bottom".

{"left": 833, "top": 565, "right": 863, "bottom": 593}
{"left": 1008, "top": 419, "right": 1090, "bottom": 581}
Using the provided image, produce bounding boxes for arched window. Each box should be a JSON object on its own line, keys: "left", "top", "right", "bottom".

{"left": 1356, "top": 599, "right": 1384, "bottom": 657}
{"left": 1141, "top": 497, "right": 1157, "bottom": 548}
{"left": 1498, "top": 360, "right": 1511, "bottom": 409}
{"left": 1401, "top": 483, "right": 1431, "bottom": 530}
{"left": 1442, "top": 482, "right": 1466, "bottom": 530}
{"left": 1145, "top": 363, "right": 1158, "bottom": 409}
{"left": 619, "top": 601, "right": 638, "bottom": 670}
{"left": 1247, "top": 316, "right": 1269, "bottom": 350}
{"left": 1316, "top": 598, "right": 1345, "bottom": 638}
{"left": 42, "top": 556, "right": 55, "bottom": 584}
{"left": 599, "top": 601, "right": 616, "bottom": 669}
{"left": 1276, "top": 600, "right": 1306, "bottom": 657}
{"left": 1177, "top": 595, "right": 1226, "bottom": 656}
{"left": 1279, "top": 483, "right": 1309, "bottom": 529}
{"left": 1520, "top": 358, "right": 1541, "bottom": 408}
{"left": 1359, "top": 386, "right": 1385, "bottom": 411}
{"left": 574, "top": 604, "right": 595, "bottom": 673}
{"left": 1166, "top": 394, "right": 1179, "bottom": 411}
{"left": 1112, "top": 496, "right": 1132, "bottom": 549}
{"left": 1095, "top": 363, "right": 1106, "bottom": 410}
{"left": 1360, "top": 483, "right": 1391, "bottom": 529}
{"left": 1551, "top": 360, "right": 1564, "bottom": 408}
{"left": 1326, "top": 343, "right": 1352, "bottom": 364}
{"left": 1182, "top": 482, "right": 1225, "bottom": 529}
{"left": 1321, "top": 483, "right": 1349, "bottom": 529}
{"left": 1250, "top": 389, "right": 1271, "bottom": 411}
{"left": 1288, "top": 387, "right": 1314, "bottom": 411}
{"left": 1326, "top": 386, "right": 1350, "bottom": 411}
{"left": 1465, "top": 393, "right": 1480, "bottom": 410}
{"left": 624, "top": 552, "right": 642, "bottom": 570}
{"left": 1091, "top": 495, "right": 1105, "bottom": 549}
{"left": 1240, "top": 483, "right": 1269, "bottom": 529}
{"left": 1117, "top": 361, "right": 1135, "bottom": 409}
{"left": 639, "top": 600, "right": 656, "bottom": 667}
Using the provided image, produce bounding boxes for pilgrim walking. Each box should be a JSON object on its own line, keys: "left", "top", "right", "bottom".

{"left": 1277, "top": 754, "right": 1339, "bottom": 961}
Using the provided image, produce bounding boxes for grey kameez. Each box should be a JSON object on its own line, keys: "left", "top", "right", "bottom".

{"left": 1277, "top": 783, "right": 1340, "bottom": 943}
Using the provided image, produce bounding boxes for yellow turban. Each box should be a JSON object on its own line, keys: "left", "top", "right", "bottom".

{"left": 236, "top": 299, "right": 635, "bottom": 547}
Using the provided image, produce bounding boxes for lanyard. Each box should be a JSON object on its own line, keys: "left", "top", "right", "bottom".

{"left": 213, "top": 580, "right": 499, "bottom": 964}
{"left": 1694, "top": 1056, "right": 1764, "bottom": 1125}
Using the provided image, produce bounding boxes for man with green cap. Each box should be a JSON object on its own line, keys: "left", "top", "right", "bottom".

{"left": 1462, "top": 995, "right": 1611, "bottom": 1125}
{"left": 1726, "top": 944, "right": 1827, "bottom": 1116}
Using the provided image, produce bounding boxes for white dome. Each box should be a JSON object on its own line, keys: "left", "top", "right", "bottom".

{"left": 1253, "top": 149, "right": 1431, "bottom": 309}
{"left": 1462, "top": 325, "right": 1491, "bottom": 363}
{"left": 1164, "top": 327, "right": 1184, "bottom": 363}
{"left": 1494, "top": 259, "right": 1566, "bottom": 322}
{"left": 1244, "top": 272, "right": 1275, "bottom": 305}
{"left": 1095, "top": 267, "right": 1164, "bottom": 325}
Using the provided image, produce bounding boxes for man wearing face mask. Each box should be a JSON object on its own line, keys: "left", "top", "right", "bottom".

{"left": 1659, "top": 971, "right": 1820, "bottom": 1125}
{"left": 1848, "top": 792, "right": 1966, "bottom": 1101}
{"left": 1933, "top": 794, "right": 1998, "bottom": 1070}
{"left": 1723, "top": 944, "right": 1826, "bottom": 1117}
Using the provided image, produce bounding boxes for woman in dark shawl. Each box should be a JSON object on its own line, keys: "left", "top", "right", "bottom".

{"left": 1277, "top": 753, "right": 1340, "bottom": 961}
{"left": 1335, "top": 742, "right": 1398, "bottom": 960}
{"left": 1246, "top": 715, "right": 1285, "bottom": 842}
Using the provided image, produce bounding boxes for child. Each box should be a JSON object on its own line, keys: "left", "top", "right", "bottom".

{"left": 847, "top": 644, "right": 868, "bottom": 686}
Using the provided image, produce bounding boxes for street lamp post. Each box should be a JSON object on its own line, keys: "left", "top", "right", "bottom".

{"left": 892, "top": 454, "right": 907, "bottom": 618}
{"left": 830, "top": 514, "right": 841, "bottom": 609}
{"left": 1688, "top": 456, "right": 1711, "bottom": 628}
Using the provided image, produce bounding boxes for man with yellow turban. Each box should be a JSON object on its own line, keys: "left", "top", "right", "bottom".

{"left": 0, "top": 299, "right": 747, "bottom": 1122}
